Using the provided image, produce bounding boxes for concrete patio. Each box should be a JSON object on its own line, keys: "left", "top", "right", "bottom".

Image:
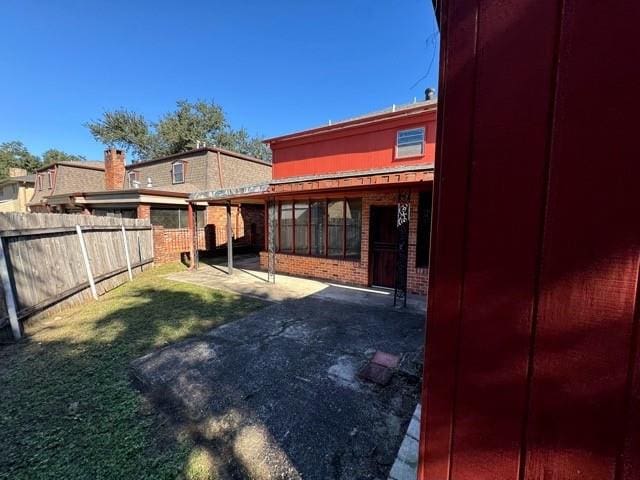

{"left": 132, "top": 258, "right": 425, "bottom": 479}
{"left": 167, "top": 254, "right": 426, "bottom": 313}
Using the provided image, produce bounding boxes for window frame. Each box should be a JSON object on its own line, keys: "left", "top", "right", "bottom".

{"left": 276, "top": 197, "right": 362, "bottom": 261}
{"left": 127, "top": 171, "right": 139, "bottom": 188}
{"left": 37, "top": 174, "right": 43, "bottom": 191}
{"left": 416, "top": 190, "right": 433, "bottom": 268}
{"left": 396, "top": 126, "right": 426, "bottom": 159}
{"left": 172, "top": 161, "right": 185, "bottom": 184}
{"left": 47, "top": 170, "right": 54, "bottom": 190}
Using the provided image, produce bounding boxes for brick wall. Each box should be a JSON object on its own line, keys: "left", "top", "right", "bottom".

{"left": 152, "top": 226, "right": 209, "bottom": 264}
{"left": 137, "top": 204, "right": 150, "bottom": 220}
{"left": 259, "top": 188, "right": 430, "bottom": 295}
{"left": 151, "top": 204, "right": 264, "bottom": 264}
{"left": 206, "top": 204, "right": 263, "bottom": 249}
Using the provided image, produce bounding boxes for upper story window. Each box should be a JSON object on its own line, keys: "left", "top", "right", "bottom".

{"left": 37, "top": 174, "right": 43, "bottom": 191}
{"left": 127, "top": 171, "right": 139, "bottom": 188}
{"left": 172, "top": 161, "right": 185, "bottom": 184}
{"left": 396, "top": 127, "right": 425, "bottom": 158}
{"left": 47, "top": 170, "right": 54, "bottom": 190}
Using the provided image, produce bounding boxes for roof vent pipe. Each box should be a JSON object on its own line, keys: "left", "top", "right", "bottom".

{"left": 425, "top": 87, "right": 436, "bottom": 101}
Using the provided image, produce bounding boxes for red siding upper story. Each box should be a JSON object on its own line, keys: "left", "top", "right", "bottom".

{"left": 266, "top": 102, "right": 437, "bottom": 179}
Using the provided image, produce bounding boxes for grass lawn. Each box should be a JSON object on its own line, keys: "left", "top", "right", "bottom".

{"left": 0, "top": 263, "right": 265, "bottom": 480}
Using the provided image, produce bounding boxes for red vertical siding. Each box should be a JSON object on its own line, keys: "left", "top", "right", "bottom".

{"left": 420, "top": 1, "right": 640, "bottom": 479}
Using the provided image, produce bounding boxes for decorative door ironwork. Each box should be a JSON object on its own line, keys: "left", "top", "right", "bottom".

{"left": 394, "top": 191, "right": 410, "bottom": 307}
{"left": 267, "top": 199, "right": 276, "bottom": 283}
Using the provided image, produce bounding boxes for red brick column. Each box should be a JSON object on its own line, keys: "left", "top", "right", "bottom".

{"left": 137, "top": 204, "right": 150, "bottom": 220}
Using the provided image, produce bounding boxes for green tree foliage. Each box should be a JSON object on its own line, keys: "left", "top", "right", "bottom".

{"left": 0, "top": 142, "right": 88, "bottom": 180}
{"left": 86, "top": 100, "right": 272, "bottom": 163}
{"left": 85, "top": 109, "right": 154, "bottom": 159}
{"left": 42, "top": 149, "right": 86, "bottom": 165}
{"left": 0, "top": 141, "right": 42, "bottom": 178}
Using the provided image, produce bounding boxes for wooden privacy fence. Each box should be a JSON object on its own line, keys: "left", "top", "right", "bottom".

{"left": 0, "top": 213, "right": 154, "bottom": 340}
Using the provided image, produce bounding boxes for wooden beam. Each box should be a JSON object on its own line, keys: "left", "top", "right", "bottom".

{"left": 0, "top": 225, "right": 151, "bottom": 238}
{"left": 76, "top": 225, "right": 98, "bottom": 300}
{"left": 121, "top": 225, "right": 133, "bottom": 281}
{"left": 0, "top": 238, "right": 21, "bottom": 339}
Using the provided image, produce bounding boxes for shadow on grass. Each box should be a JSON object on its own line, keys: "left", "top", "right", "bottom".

{"left": 0, "top": 265, "right": 266, "bottom": 480}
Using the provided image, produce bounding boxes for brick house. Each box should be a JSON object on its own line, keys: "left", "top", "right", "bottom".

{"left": 28, "top": 147, "right": 271, "bottom": 263}
{"left": 190, "top": 99, "right": 436, "bottom": 296}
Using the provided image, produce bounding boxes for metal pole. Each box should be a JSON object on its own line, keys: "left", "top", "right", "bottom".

{"left": 0, "top": 238, "right": 21, "bottom": 339}
{"left": 187, "top": 202, "right": 195, "bottom": 269}
{"left": 76, "top": 225, "right": 98, "bottom": 299}
{"left": 121, "top": 225, "right": 133, "bottom": 281}
{"left": 226, "top": 202, "right": 233, "bottom": 274}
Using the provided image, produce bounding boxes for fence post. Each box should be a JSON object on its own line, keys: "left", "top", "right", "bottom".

{"left": 0, "top": 238, "right": 21, "bottom": 340}
{"left": 76, "top": 225, "right": 98, "bottom": 299}
{"left": 121, "top": 225, "right": 133, "bottom": 281}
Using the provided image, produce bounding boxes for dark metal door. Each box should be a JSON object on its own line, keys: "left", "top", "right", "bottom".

{"left": 370, "top": 206, "right": 398, "bottom": 288}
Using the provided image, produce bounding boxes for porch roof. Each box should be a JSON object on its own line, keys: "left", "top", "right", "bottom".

{"left": 189, "top": 164, "right": 435, "bottom": 205}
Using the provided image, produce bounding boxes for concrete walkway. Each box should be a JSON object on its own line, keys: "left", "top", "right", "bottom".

{"left": 168, "top": 254, "right": 426, "bottom": 314}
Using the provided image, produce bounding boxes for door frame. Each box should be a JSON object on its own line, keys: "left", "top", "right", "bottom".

{"left": 368, "top": 204, "right": 399, "bottom": 289}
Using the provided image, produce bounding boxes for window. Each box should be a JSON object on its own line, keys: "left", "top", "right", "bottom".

{"left": 128, "top": 171, "right": 139, "bottom": 188}
{"left": 396, "top": 127, "right": 425, "bottom": 158}
{"left": 47, "top": 170, "right": 54, "bottom": 189}
{"left": 279, "top": 202, "right": 293, "bottom": 252}
{"left": 345, "top": 198, "right": 362, "bottom": 259}
{"left": 310, "top": 201, "right": 326, "bottom": 256}
{"left": 327, "top": 200, "right": 344, "bottom": 257}
{"left": 294, "top": 202, "right": 309, "bottom": 253}
{"left": 276, "top": 198, "right": 362, "bottom": 260}
{"left": 37, "top": 174, "right": 43, "bottom": 191}
{"left": 172, "top": 161, "right": 185, "bottom": 184}
{"left": 94, "top": 208, "right": 136, "bottom": 219}
{"left": 416, "top": 191, "right": 433, "bottom": 267}
{"left": 150, "top": 207, "right": 205, "bottom": 228}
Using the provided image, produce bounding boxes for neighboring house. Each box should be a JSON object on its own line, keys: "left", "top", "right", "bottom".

{"left": 191, "top": 99, "right": 436, "bottom": 296}
{"left": 28, "top": 161, "right": 105, "bottom": 213}
{"left": 0, "top": 168, "right": 36, "bottom": 213}
{"left": 28, "top": 147, "right": 272, "bottom": 262}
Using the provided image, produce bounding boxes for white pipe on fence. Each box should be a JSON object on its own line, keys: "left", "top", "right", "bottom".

{"left": 0, "top": 238, "right": 21, "bottom": 339}
{"left": 121, "top": 225, "right": 133, "bottom": 281}
{"left": 76, "top": 225, "right": 98, "bottom": 300}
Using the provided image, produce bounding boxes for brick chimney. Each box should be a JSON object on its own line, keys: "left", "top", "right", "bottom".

{"left": 104, "top": 148, "right": 125, "bottom": 190}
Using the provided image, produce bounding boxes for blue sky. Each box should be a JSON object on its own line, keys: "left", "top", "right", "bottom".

{"left": 0, "top": 0, "right": 439, "bottom": 162}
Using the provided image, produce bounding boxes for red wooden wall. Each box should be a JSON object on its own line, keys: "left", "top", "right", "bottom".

{"left": 419, "top": 1, "right": 640, "bottom": 479}
{"left": 270, "top": 110, "right": 436, "bottom": 179}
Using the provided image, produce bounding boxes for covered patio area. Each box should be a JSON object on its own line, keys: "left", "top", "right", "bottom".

{"left": 185, "top": 165, "right": 434, "bottom": 309}
{"left": 167, "top": 253, "right": 427, "bottom": 313}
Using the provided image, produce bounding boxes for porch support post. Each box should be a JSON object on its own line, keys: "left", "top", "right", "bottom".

{"left": 267, "top": 198, "right": 276, "bottom": 283}
{"left": 226, "top": 201, "right": 233, "bottom": 274}
{"left": 394, "top": 190, "right": 410, "bottom": 307}
{"left": 187, "top": 201, "right": 196, "bottom": 270}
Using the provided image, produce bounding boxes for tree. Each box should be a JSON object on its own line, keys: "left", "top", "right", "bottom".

{"left": 42, "top": 149, "right": 86, "bottom": 165}
{"left": 86, "top": 100, "right": 272, "bottom": 162}
{"left": 85, "top": 109, "right": 154, "bottom": 159}
{"left": 0, "top": 141, "right": 42, "bottom": 179}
